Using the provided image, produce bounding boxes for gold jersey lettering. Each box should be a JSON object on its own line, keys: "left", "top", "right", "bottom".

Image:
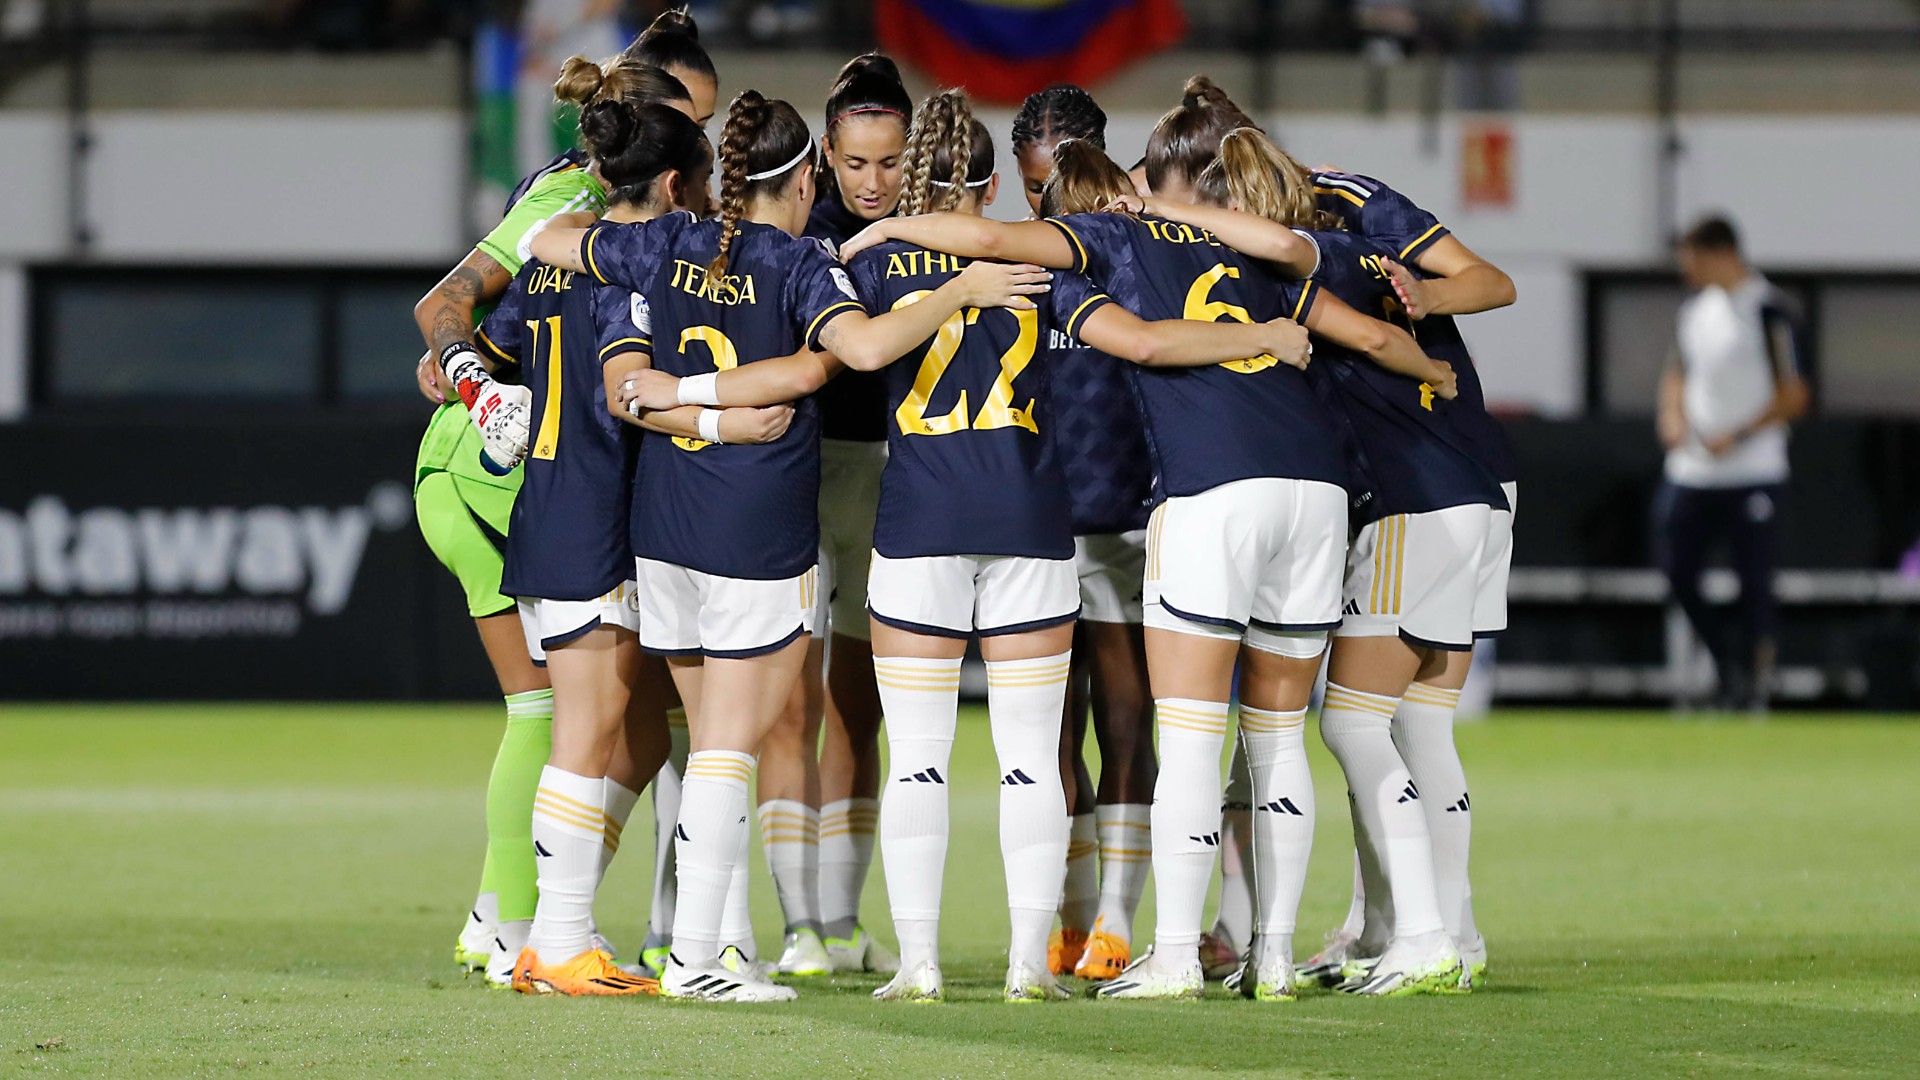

{"left": 669, "top": 259, "right": 758, "bottom": 305}
{"left": 1144, "top": 219, "right": 1221, "bottom": 247}
{"left": 528, "top": 265, "right": 574, "bottom": 294}
{"left": 886, "top": 250, "right": 969, "bottom": 278}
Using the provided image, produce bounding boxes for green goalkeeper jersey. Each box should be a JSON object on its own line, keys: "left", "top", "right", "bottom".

{"left": 413, "top": 166, "right": 610, "bottom": 492}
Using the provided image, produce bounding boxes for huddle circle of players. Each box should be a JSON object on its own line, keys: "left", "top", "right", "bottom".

{"left": 417, "top": 8, "right": 1516, "bottom": 1004}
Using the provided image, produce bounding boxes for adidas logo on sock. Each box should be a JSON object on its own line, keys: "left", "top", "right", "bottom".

{"left": 1342, "top": 598, "right": 1361, "bottom": 616}
{"left": 674, "top": 824, "right": 691, "bottom": 842}
{"left": 533, "top": 841, "right": 554, "bottom": 857}
{"left": 1259, "top": 797, "right": 1305, "bottom": 816}
{"left": 901, "top": 767, "right": 946, "bottom": 784}
{"left": 1189, "top": 831, "right": 1221, "bottom": 846}
{"left": 1445, "top": 793, "right": 1471, "bottom": 812}
{"left": 1396, "top": 781, "right": 1421, "bottom": 804}
{"left": 1001, "top": 769, "right": 1036, "bottom": 786}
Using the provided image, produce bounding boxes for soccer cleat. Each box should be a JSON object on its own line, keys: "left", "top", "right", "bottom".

{"left": 1094, "top": 946, "right": 1204, "bottom": 1001}
{"left": 1237, "top": 942, "right": 1298, "bottom": 1003}
{"left": 719, "top": 945, "right": 777, "bottom": 982}
{"left": 776, "top": 928, "right": 832, "bottom": 976}
{"left": 1198, "top": 930, "right": 1242, "bottom": 981}
{"left": 1047, "top": 927, "right": 1089, "bottom": 976}
{"left": 826, "top": 925, "right": 901, "bottom": 974}
{"left": 514, "top": 947, "right": 659, "bottom": 996}
{"left": 1337, "top": 933, "right": 1462, "bottom": 997}
{"left": 638, "top": 931, "right": 671, "bottom": 978}
{"left": 455, "top": 909, "right": 494, "bottom": 972}
{"left": 662, "top": 953, "right": 797, "bottom": 1003}
{"left": 1072, "top": 918, "right": 1131, "bottom": 982}
{"left": 589, "top": 930, "right": 620, "bottom": 962}
{"left": 1297, "top": 929, "right": 1363, "bottom": 988}
{"left": 873, "top": 961, "right": 945, "bottom": 1003}
{"left": 1004, "top": 962, "right": 1072, "bottom": 1003}
{"left": 1443, "top": 934, "right": 1488, "bottom": 993}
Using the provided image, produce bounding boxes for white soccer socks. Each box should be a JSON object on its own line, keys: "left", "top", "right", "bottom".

{"left": 721, "top": 823, "right": 758, "bottom": 960}
{"left": 529, "top": 765, "right": 611, "bottom": 965}
{"left": 876, "top": 655, "right": 963, "bottom": 971}
{"left": 1394, "top": 682, "right": 1472, "bottom": 942}
{"left": 600, "top": 778, "right": 641, "bottom": 878}
{"left": 1319, "top": 684, "right": 1446, "bottom": 942}
{"left": 1214, "top": 746, "right": 1256, "bottom": 951}
{"left": 1060, "top": 813, "right": 1099, "bottom": 934}
{"left": 669, "top": 749, "right": 756, "bottom": 966}
{"left": 759, "top": 799, "right": 823, "bottom": 937}
{"left": 986, "top": 653, "right": 1071, "bottom": 972}
{"left": 648, "top": 710, "right": 690, "bottom": 945}
{"left": 1150, "top": 697, "right": 1232, "bottom": 964}
{"left": 1093, "top": 803, "right": 1150, "bottom": 942}
{"left": 818, "top": 797, "right": 879, "bottom": 940}
{"left": 1241, "top": 705, "right": 1313, "bottom": 962}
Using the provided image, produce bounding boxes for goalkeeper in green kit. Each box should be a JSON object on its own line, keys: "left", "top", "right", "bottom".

{"left": 411, "top": 49, "right": 712, "bottom": 987}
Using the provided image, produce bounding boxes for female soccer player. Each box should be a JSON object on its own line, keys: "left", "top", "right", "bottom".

{"left": 1132, "top": 129, "right": 1510, "bottom": 996}
{"left": 840, "top": 139, "right": 1456, "bottom": 1001}
{"left": 1010, "top": 84, "right": 1158, "bottom": 984}
{"left": 741, "top": 52, "right": 917, "bottom": 980}
{"left": 1142, "top": 76, "right": 1262, "bottom": 206}
{"left": 529, "top": 89, "right": 1049, "bottom": 1002}
{"left": 1134, "top": 134, "right": 1520, "bottom": 993}
{"left": 414, "top": 53, "right": 703, "bottom": 986}
{"left": 473, "top": 99, "right": 754, "bottom": 996}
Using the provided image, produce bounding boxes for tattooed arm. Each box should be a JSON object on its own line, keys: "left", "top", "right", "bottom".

{"left": 413, "top": 247, "right": 514, "bottom": 375}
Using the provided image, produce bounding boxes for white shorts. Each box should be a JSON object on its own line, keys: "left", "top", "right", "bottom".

{"left": 1338, "top": 502, "right": 1492, "bottom": 651}
{"left": 1075, "top": 530, "right": 1147, "bottom": 625}
{"left": 814, "top": 438, "right": 886, "bottom": 641}
{"left": 868, "top": 551, "right": 1080, "bottom": 638}
{"left": 1473, "top": 481, "right": 1518, "bottom": 638}
{"left": 517, "top": 580, "right": 641, "bottom": 665}
{"left": 636, "top": 558, "right": 818, "bottom": 658}
{"left": 1142, "top": 477, "right": 1346, "bottom": 655}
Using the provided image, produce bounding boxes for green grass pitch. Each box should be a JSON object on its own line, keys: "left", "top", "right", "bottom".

{"left": 3, "top": 705, "right": 1917, "bottom": 1078}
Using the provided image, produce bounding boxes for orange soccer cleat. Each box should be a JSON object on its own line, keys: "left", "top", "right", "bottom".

{"left": 1047, "top": 927, "right": 1089, "bottom": 976}
{"left": 513, "top": 947, "right": 660, "bottom": 997}
{"left": 1072, "top": 918, "right": 1131, "bottom": 982}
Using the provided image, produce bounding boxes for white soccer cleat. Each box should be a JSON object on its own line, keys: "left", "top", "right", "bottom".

{"left": 777, "top": 928, "right": 832, "bottom": 976}
{"left": 827, "top": 925, "right": 901, "bottom": 974}
{"left": 1236, "top": 940, "right": 1298, "bottom": 1002}
{"left": 1297, "top": 929, "right": 1363, "bottom": 988}
{"left": 455, "top": 909, "right": 495, "bottom": 973}
{"left": 483, "top": 940, "right": 517, "bottom": 989}
{"left": 1450, "top": 934, "right": 1488, "bottom": 993}
{"left": 872, "top": 961, "right": 945, "bottom": 1003}
{"left": 1003, "top": 962, "right": 1071, "bottom": 1003}
{"left": 661, "top": 954, "right": 797, "bottom": 1003}
{"left": 1094, "top": 946, "right": 1204, "bottom": 1001}
{"left": 1337, "top": 932, "right": 1462, "bottom": 997}
{"left": 718, "top": 944, "right": 777, "bottom": 982}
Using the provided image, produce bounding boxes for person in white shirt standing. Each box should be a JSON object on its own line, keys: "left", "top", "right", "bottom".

{"left": 1656, "top": 215, "right": 1811, "bottom": 710}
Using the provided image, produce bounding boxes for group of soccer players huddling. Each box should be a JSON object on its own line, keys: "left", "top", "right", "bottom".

{"left": 412, "top": 6, "right": 1517, "bottom": 1004}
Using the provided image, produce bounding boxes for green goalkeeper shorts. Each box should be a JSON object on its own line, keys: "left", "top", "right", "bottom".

{"left": 415, "top": 470, "right": 519, "bottom": 619}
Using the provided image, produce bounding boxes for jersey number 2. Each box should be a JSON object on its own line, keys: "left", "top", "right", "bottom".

{"left": 892, "top": 291, "right": 1040, "bottom": 438}
{"left": 672, "top": 325, "right": 740, "bottom": 452}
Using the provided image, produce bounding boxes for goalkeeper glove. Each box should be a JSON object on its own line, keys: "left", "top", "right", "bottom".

{"left": 442, "top": 342, "right": 531, "bottom": 474}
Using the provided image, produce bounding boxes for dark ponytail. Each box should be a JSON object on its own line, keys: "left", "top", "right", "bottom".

{"left": 1144, "top": 75, "right": 1263, "bottom": 196}
{"left": 581, "top": 100, "right": 712, "bottom": 210}
{"left": 818, "top": 53, "right": 913, "bottom": 205}
{"left": 622, "top": 7, "right": 715, "bottom": 83}
{"left": 1012, "top": 83, "right": 1107, "bottom": 153}
{"left": 710, "top": 90, "right": 812, "bottom": 278}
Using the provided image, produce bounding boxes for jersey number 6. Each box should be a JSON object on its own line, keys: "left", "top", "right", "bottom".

{"left": 891, "top": 290, "right": 1040, "bottom": 438}
{"left": 1188, "top": 264, "right": 1280, "bottom": 374}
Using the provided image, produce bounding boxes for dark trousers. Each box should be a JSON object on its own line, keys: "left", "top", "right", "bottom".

{"left": 1653, "top": 480, "right": 1782, "bottom": 697}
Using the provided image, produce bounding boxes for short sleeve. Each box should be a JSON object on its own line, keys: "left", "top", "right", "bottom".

{"left": 475, "top": 279, "right": 529, "bottom": 365}
{"left": 1046, "top": 269, "right": 1114, "bottom": 341}
{"left": 846, "top": 248, "right": 890, "bottom": 311}
{"left": 1357, "top": 183, "right": 1450, "bottom": 263}
{"left": 789, "top": 242, "right": 868, "bottom": 350}
{"left": 1283, "top": 279, "right": 1320, "bottom": 325}
{"left": 1043, "top": 214, "right": 1115, "bottom": 279}
{"left": 581, "top": 212, "right": 691, "bottom": 292}
{"left": 1759, "top": 294, "right": 1808, "bottom": 380}
{"left": 593, "top": 282, "right": 653, "bottom": 365}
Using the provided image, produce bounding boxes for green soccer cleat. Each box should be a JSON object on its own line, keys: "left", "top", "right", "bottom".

{"left": 1337, "top": 934, "right": 1462, "bottom": 997}
{"left": 777, "top": 928, "right": 833, "bottom": 976}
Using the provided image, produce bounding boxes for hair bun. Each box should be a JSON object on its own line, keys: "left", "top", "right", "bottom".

{"left": 1182, "top": 74, "right": 1229, "bottom": 109}
{"left": 648, "top": 7, "right": 699, "bottom": 40}
{"left": 579, "top": 99, "right": 635, "bottom": 159}
{"left": 553, "top": 55, "right": 605, "bottom": 107}
{"left": 836, "top": 52, "right": 905, "bottom": 91}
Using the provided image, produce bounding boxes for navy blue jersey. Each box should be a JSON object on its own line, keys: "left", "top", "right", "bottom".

{"left": 1314, "top": 171, "right": 1518, "bottom": 483}
{"left": 580, "top": 212, "right": 863, "bottom": 579}
{"left": 1044, "top": 212, "right": 1346, "bottom": 498}
{"left": 1307, "top": 230, "right": 1508, "bottom": 521}
{"left": 846, "top": 242, "right": 1098, "bottom": 560}
{"left": 804, "top": 197, "right": 890, "bottom": 443}
{"left": 507, "top": 149, "right": 591, "bottom": 215}
{"left": 477, "top": 262, "right": 640, "bottom": 600}
{"left": 1047, "top": 301, "right": 1155, "bottom": 536}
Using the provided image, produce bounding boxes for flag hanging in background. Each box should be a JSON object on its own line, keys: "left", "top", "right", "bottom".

{"left": 876, "top": 0, "right": 1187, "bottom": 105}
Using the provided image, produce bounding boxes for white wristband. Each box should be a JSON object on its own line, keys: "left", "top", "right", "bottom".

{"left": 678, "top": 371, "right": 721, "bottom": 407}
{"left": 697, "top": 408, "right": 726, "bottom": 444}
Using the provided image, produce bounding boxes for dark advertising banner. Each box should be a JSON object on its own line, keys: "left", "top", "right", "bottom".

{"left": 3, "top": 414, "right": 493, "bottom": 699}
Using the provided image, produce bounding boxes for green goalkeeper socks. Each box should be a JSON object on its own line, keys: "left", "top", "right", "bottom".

{"left": 484, "top": 688, "right": 555, "bottom": 923}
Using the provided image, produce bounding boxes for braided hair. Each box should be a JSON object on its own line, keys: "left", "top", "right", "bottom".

{"left": 1012, "top": 83, "right": 1107, "bottom": 153}
{"left": 895, "top": 89, "right": 993, "bottom": 218}
{"left": 709, "top": 90, "right": 811, "bottom": 279}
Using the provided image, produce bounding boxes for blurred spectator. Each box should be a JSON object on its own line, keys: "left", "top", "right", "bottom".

{"left": 517, "top": 0, "right": 623, "bottom": 172}
{"left": 1654, "top": 216, "right": 1811, "bottom": 712}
